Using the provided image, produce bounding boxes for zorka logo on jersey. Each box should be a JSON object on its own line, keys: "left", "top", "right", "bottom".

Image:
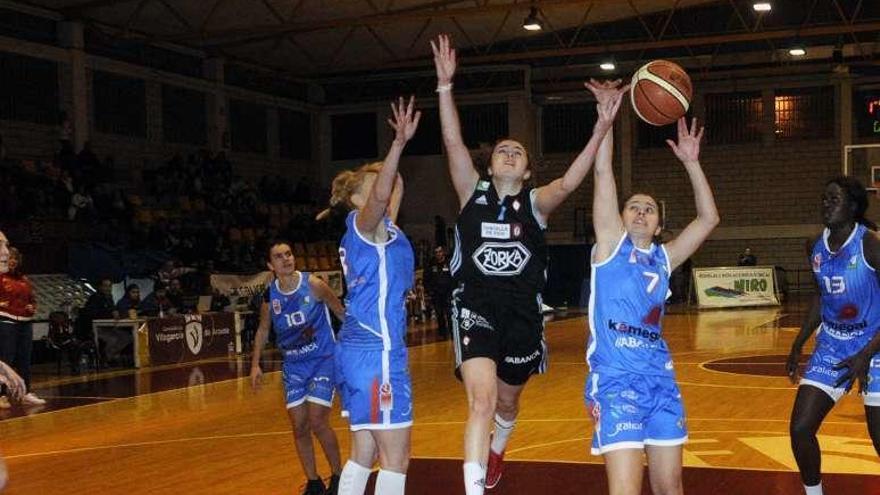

{"left": 472, "top": 241, "right": 531, "bottom": 276}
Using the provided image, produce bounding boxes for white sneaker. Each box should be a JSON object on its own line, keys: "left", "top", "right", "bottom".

{"left": 0, "top": 396, "right": 10, "bottom": 409}
{"left": 21, "top": 393, "right": 46, "bottom": 406}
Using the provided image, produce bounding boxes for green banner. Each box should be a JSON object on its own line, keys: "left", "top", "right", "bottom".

{"left": 692, "top": 266, "right": 780, "bottom": 308}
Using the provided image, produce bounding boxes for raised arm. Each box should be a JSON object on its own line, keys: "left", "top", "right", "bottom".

{"left": 534, "top": 79, "right": 627, "bottom": 220}
{"left": 356, "top": 96, "right": 421, "bottom": 238}
{"left": 662, "top": 117, "right": 720, "bottom": 271}
{"left": 309, "top": 275, "right": 345, "bottom": 321}
{"left": 387, "top": 173, "right": 404, "bottom": 224}
{"left": 591, "top": 122, "right": 624, "bottom": 264}
{"left": 249, "top": 300, "right": 271, "bottom": 389}
{"left": 431, "top": 34, "right": 479, "bottom": 207}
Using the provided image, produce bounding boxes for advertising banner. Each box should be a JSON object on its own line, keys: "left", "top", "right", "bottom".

{"left": 148, "top": 313, "right": 235, "bottom": 365}
{"left": 692, "top": 266, "right": 780, "bottom": 308}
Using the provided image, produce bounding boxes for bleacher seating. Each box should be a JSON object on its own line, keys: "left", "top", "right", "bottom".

{"left": 28, "top": 274, "right": 96, "bottom": 321}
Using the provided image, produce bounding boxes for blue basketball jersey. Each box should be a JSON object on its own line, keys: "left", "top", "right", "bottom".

{"left": 338, "top": 211, "right": 414, "bottom": 351}
{"left": 587, "top": 233, "right": 673, "bottom": 377}
{"left": 811, "top": 224, "right": 880, "bottom": 345}
{"left": 267, "top": 272, "right": 335, "bottom": 360}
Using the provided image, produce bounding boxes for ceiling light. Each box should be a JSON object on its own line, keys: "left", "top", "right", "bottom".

{"left": 753, "top": 2, "right": 772, "bottom": 12}
{"left": 789, "top": 46, "right": 806, "bottom": 57}
{"left": 522, "top": 7, "right": 543, "bottom": 31}
{"left": 599, "top": 61, "right": 616, "bottom": 71}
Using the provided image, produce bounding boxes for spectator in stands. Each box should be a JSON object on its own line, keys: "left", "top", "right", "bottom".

{"left": 48, "top": 310, "right": 91, "bottom": 375}
{"left": 157, "top": 259, "right": 195, "bottom": 285}
{"left": 77, "top": 141, "right": 101, "bottom": 178}
{"left": 78, "top": 278, "right": 117, "bottom": 341}
{"left": 424, "top": 245, "right": 453, "bottom": 339}
{"left": 68, "top": 185, "right": 95, "bottom": 221}
{"left": 59, "top": 111, "right": 73, "bottom": 149}
{"left": 115, "top": 284, "right": 141, "bottom": 318}
{"left": 738, "top": 247, "right": 757, "bottom": 266}
{"left": 140, "top": 283, "right": 175, "bottom": 317}
{"left": 0, "top": 246, "right": 44, "bottom": 407}
{"left": 166, "top": 278, "right": 186, "bottom": 312}
{"left": 103, "top": 284, "right": 140, "bottom": 367}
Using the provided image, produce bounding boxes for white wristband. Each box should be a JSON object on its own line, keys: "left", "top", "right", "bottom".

{"left": 436, "top": 83, "right": 453, "bottom": 93}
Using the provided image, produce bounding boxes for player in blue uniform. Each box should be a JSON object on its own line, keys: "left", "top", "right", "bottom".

{"left": 587, "top": 116, "right": 718, "bottom": 495}
{"left": 250, "top": 241, "right": 345, "bottom": 495}
{"left": 321, "top": 96, "right": 420, "bottom": 495}
{"left": 786, "top": 177, "right": 880, "bottom": 495}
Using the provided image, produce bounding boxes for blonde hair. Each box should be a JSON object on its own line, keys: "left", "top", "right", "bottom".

{"left": 329, "top": 162, "right": 383, "bottom": 210}
{"left": 316, "top": 162, "right": 383, "bottom": 221}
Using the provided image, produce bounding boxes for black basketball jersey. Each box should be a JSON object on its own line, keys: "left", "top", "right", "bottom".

{"left": 451, "top": 179, "right": 548, "bottom": 293}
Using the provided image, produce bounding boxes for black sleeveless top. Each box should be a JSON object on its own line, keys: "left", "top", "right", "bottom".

{"left": 451, "top": 179, "right": 548, "bottom": 294}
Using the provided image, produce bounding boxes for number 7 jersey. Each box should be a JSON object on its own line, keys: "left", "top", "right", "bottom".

{"left": 587, "top": 233, "right": 674, "bottom": 378}
{"left": 811, "top": 223, "right": 880, "bottom": 344}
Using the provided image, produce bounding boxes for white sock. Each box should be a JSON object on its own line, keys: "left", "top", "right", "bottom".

{"left": 804, "top": 482, "right": 823, "bottom": 495}
{"left": 490, "top": 413, "right": 516, "bottom": 454}
{"left": 339, "top": 460, "right": 371, "bottom": 495}
{"left": 374, "top": 469, "right": 406, "bottom": 495}
{"left": 463, "top": 461, "right": 485, "bottom": 495}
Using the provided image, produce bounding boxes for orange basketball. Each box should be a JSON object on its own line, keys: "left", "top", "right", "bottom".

{"left": 630, "top": 60, "right": 693, "bottom": 126}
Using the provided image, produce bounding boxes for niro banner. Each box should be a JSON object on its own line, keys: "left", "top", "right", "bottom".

{"left": 692, "top": 265, "right": 780, "bottom": 308}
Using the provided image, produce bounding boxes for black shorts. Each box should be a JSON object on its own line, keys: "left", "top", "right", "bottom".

{"left": 451, "top": 283, "right": 547, "bottom": 386}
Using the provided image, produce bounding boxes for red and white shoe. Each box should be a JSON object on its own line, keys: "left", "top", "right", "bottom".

{"left": 485, "top": 441, "right": 505, "bottom": 489}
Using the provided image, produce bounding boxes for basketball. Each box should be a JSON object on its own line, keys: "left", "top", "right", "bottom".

{"left": 630, "top": 60, "right": 693, "bottom": 126}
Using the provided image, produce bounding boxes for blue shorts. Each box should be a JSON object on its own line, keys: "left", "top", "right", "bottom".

{"left": 283, "top": 354, "right": 335, "bottom": 409}
{"left": 801, "top": 329, "right": 880, "bottom": 405}
{"left": 585, "top": 371, "right": 688, "bottom": 455}
{"left": 335, "top": 345, "right": 413, "bottom": 431}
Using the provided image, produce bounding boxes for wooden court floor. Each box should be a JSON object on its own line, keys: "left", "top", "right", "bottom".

{"left": 2, "top": 296, "right": 879, "bottom": 494}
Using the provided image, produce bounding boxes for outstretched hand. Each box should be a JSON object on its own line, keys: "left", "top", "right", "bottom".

{"left": 388, "top": 96, "right": 422, "bottom": 144}
{"left": 833, "top": 351, "right": 871, "bottom": 394}
{"left": 249, "top": 365, "right": 263, "bottom": 391}
{"left": 430, "top": 34, "right": 457, "bottom": 85}
{"left": 585, "top": 79, "right": 628, "bottom": 127}
{"left": 666, "top": 117, "right": 704, "bottom": 165}
{"left": 0, "top": 360, "right": 24, "bottom": 401}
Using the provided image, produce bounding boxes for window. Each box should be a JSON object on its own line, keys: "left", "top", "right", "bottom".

{"left": 542, "top": 102, "right": 597, "bottom": 153}
{"left": 229, "top": 99, "right": 267, "bottom": 154}
{"left": 93, "top": 71, "right": 146, "bottom": 137}
{"left": 459, "top": 103, "right": 508, "bottom": 149}
{"left": 636, "top": 118, "right": 678, "bottom": 149}
{"left": 278, "top": 108, "right": 311, "bottom": 160}
{"left": 162, "top": 85, "right": 206, "bottom": 145}
{"left": 406, "top": 107, "right": 442, "bottom": 156}
{"left": 704, "top": 92, "right": 763, "bottom": 144}
{"left": 774, "top": 87, "right": 833, "bottom": 140}
{"left": 0, "top": 51, "right": 58, "bottom": 125}
{"left": 332, "top": 112, "right": 377, "bottom": 161}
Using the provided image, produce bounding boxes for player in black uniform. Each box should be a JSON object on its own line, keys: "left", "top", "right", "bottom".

{"left": 431, "top": 34, "right": 628, "bottom": 494}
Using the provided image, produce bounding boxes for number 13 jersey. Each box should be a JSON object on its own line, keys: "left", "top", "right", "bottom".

{"left": 811, "top": 223, "right": 880, "bottom": 345}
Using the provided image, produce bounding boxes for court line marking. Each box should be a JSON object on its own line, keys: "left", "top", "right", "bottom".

{"left": 30, "top": 396, "right": 118, "bottom": 401}
{"left": 7, "top": 418, "right": 871, "bottom": 461}
{"left": 406, "top": 455, "right": 804, "bottom": 474}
